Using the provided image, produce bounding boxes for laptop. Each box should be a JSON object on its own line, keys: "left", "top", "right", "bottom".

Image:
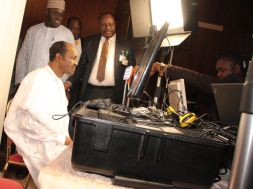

{"left": 211, "top": 83, "right": 243, "bottom": 125}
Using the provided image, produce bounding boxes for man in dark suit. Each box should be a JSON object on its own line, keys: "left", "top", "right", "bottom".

{"left": 65, "top": 12, "right": 135, "bottom": 104}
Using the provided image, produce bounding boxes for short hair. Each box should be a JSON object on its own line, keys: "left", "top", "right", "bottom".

{"left": 67, "top": 16, "right": 82, "bottom": 29}
{"left": 49, "top": 41, "right": 68, "bottom": 61}
{"left": 98, "top": 12, "right": 115, "bottom": 22}
{"left": 217, "top": 51, "right": 243, "bottom": 70}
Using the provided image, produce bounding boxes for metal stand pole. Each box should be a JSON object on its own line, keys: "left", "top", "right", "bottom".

{"left": 228, "top": 61, "right": 253, "bottom": 189}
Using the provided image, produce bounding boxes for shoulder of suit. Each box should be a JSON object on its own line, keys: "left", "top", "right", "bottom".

{"left": 115, "top": 36, "right": 130, "bottom": 45}
{"left": 85, "top": 34, "right": 101, "bottom": 41}
{"left": 82, "top": 34, "right": 101, "bottom": 47}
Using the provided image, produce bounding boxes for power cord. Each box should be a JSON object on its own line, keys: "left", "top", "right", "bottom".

{"left": 52, "top": 101, "right": 87, "bottom": 120}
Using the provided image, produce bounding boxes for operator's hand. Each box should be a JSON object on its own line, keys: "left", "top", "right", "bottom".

{"left": 65, "top": 136, "right": 73, "bottom": 145}
{"left": 150, "top": 62, "right": 161, "bottom": 76}
{"left": 150, "top": 62, "right": 168, "bottom": 76}
{"left": 64, "top": 82, "right": 71, "bottom": 100}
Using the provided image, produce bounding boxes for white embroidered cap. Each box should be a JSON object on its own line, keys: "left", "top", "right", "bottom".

{"left": 47, "top": 0, "right": 65, "bottom": 11}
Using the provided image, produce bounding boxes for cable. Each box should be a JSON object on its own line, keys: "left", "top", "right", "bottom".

{"left": 52, "top": 101, "right": 87, "bottom": 120}
{"left": 168, "top": 46, "right": 174, "bottom": 66}
{"left": 195, "top": 119, "right": 237, "bottom": 145}
{"left": 167, "top": 88, "right": 188, "bottom": 113}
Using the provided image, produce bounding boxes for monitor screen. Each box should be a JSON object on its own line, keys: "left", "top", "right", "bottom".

{"left": 128, "top": 22, "right": 169, "bottom": 98}
{"left": 211, "top": 83, "right": 243, "bottom": 125}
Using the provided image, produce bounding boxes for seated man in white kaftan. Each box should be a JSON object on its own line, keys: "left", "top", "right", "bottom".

{"left": 4, "top": 41, "right": 77, "bottom": 186}
{"left": 15, "top": 0, "right": 75, "bottom": 85}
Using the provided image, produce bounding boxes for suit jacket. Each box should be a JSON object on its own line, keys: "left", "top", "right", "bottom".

{"left": 80, "top": 37, "right": 85, "bottom": 48}
{"left": 68, "top": 34, "right": 136, "bottom": 104}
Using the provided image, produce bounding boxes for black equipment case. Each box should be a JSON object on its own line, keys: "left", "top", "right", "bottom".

{"left": 71, "top": 106, "right": 228, "bottom": 189}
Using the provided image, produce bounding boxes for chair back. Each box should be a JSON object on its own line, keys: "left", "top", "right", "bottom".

{"left": 2, "top": 99, "right": 31, "bottom": 189}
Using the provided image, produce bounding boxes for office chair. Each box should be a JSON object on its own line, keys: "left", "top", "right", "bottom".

{"left": 0, "top": 177, "right": 24, "bottom": 189}
{"left": 2, "top": 99, "right": 31, "bottom": 189}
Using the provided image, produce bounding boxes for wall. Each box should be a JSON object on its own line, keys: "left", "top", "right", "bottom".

{"left": 172, "top": 0, "right": 252, "bottom": 76}
{"left": 65, "top": 0, "right": 118, "bottom": 37}
{"left": 0, "top": 0, "right": 27, "bottom": 143}
{"left": 20, "top": 0, "right": 118, "bottom": 40}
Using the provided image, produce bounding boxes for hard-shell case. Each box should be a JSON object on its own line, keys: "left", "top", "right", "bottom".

{"left": 71, "top": 107, "right": 228, "bottom": 188}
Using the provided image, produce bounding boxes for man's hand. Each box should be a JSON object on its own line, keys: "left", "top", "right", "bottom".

{"left": 64, "top": 81, "right": 71, "bottom": 90}
{"left": 65, "top": 137, "right": 72, "bottom": 145}
{"left": 150, "top": 62, "right": 168, "bottom": 76}
{"left": 64, "top": 81, "right": 71, "bottom": 100}
{"left": 150, "top": 62, "right": 161, "bottom": 76}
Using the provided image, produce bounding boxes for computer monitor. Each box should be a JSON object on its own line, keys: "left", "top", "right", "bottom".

{"left": 167, "top": 79, "right": 188, "bottom": 113}
{"left": 128, "top": 22, "right": 169, "bottom": 98}
{"left": 211, "top": 83, "right": 243, "bottom": 125}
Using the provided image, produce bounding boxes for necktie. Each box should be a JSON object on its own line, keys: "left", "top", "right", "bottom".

{"left": 97, "top": 39, "right": 109, "bottom": 82}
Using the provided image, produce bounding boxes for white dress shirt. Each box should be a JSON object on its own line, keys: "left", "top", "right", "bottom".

{"left": 88, "top": 35, "right": 116, "bottom": 86}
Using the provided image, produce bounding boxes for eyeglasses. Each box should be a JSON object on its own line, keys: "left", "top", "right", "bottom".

{"left": 100, "top": 23, "right": 115, "bottom": 28}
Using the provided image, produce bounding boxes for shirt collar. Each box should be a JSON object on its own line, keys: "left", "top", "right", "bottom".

{"left": 46, "top": 65, "right": 61, "bottom": 81}
{"left": 43, "top": 22, "right": 61, "bottom": 29}
{"left": 101, "top": 34, "right": 116, "bottom": 43}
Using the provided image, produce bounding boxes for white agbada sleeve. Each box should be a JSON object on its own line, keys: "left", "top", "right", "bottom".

{"left": 8, "top": 68, "right": 69, "bottom": 145}
{"left": 15, "top": 29, "right": 31, "bottom": 84}
{"left": 65, "top": 29, "right": 75, "bottom": 45}
{"left": 22, "top": 73, "right": 67, "bottom": 144}
{"left": 5, "top": 66, "right": 70, "bottom": 186}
